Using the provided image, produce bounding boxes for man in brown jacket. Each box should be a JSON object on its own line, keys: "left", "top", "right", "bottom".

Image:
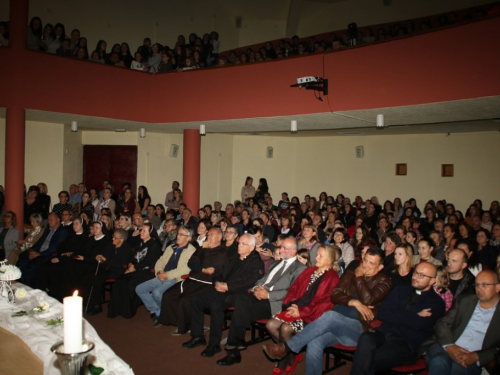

{"left": 263, "top": 247, "right": 392, "bottom": 375}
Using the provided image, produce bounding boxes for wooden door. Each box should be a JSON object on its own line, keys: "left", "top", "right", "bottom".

{"left": 83, "top": 145, "right": 138, "bottom": 195}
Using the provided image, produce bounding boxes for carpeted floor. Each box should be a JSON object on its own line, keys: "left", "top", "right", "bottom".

{"left": 86, "top": 303, "right": 353, "bottom": 375}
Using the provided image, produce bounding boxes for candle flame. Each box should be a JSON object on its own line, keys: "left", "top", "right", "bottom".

{"left": 73, "top": 290, "right": 79, "bottom": 297}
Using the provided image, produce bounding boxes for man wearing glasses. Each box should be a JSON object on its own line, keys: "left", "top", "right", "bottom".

{"left": 351, "top": 262, "right": 445, "bottom": 373}
{"left": 217, "top": 237, "right": 306, "bottom": 366}
{"left": 424, "top": 270, "right": 500, "bottom": 375}
{"left": 263, "top": 247, "right": 391, "bottom": 375}
{"left": 183, "top": 234, "right": 264, "bottom": 355}
{"left": 135, "top": 225, "right": 196, "bottom": 327}
{"left": 52, "top": 191, "right": 73, "bottom": 216}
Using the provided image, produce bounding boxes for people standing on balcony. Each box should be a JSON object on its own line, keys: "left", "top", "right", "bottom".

{"left": 26, "top": 16, "right": 43, "bottom": 50}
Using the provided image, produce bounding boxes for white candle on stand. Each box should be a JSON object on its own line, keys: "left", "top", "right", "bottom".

{"left": 63, "top": 290, "right": 82, "bottom": 353}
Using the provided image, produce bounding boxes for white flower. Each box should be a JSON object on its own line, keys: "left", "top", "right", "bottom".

{"left": 15, "top": 288, "right": 27, "bottom": 299}
{"left": 39, "top": 301, "right": 50, "bottom": 311}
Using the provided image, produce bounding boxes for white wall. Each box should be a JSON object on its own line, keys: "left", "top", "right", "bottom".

{"left": 229, "top": 132, "right": 500, "bottom": 213}
{"left": 201, "top": 134, "right": 234, "bottom": 206}
{"left": 63, "top": 124, "right": 83, "bottom": 189}
{"left": 1, "top": 122, "right": 498, "bottom": 214}
{"left": 25, "top": 121, "right": 65, "bottom": 193}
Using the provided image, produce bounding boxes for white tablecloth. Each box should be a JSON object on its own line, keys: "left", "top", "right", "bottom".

{"left": 0, "top": 282, "right": 134, "bottom": 375}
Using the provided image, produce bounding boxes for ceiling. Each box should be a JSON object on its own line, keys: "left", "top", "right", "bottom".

{"left": 2, "top": 95, "right": 498, "bottom": 137}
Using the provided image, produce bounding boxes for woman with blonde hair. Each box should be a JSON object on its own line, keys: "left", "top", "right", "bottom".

{"left": 390, "top": 243, "right": 414, "bottom": 287}
{"left": 210, "top": 211, "right": 221, "bottom": 228}
{"left": 265, "top": 245, "right": 340, "bottom": 374}
{"left": 9, "top": 213, "right": 44, "bottom": 265}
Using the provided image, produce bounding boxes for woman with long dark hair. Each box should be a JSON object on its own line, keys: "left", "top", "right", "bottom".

{"left": 95, "top": 39, "right": 108, "bottom": 60}
{"left": 46, "top": 22, "right": 65, "bottom": 54}
{"left": 27, "top": 16, "right": 43, "bottom": 50}
{"left": 137, "top": 186, "right": 151, "bottom": 216}
{"left": 254, "top": 178, "right": 269, "bottom": 204}
{"left": 24, "top": 185, "right": 42, "bottom": 227}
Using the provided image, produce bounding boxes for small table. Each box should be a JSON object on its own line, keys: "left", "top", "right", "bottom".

{"left": 0, "top": 282, "right": 134, "bottom": 375}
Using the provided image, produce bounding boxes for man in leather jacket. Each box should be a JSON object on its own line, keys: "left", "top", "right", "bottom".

{"left": 263, "top": 247, "right": 392, "bottom": 375}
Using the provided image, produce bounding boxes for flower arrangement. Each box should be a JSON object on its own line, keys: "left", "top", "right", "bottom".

{"left": 11, "top": 301, "right": 50, "bottom": 317}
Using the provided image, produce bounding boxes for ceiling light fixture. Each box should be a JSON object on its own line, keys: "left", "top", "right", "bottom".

{"left": 376, "top": 114, "right": 384, "bottom": 129}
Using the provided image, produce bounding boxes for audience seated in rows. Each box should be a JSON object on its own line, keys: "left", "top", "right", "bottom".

{"left": 2, "top": 176, "right": 500, "bottom": 374}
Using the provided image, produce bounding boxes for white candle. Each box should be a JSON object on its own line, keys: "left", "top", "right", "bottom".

{"left": 63, "top": 290, "right": 83, "bottom": 353}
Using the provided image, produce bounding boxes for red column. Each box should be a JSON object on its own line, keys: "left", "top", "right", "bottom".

{"left": 5, "top": 108, "right": 26, "bottom": 234}
{"left": 182, "top": 129, "right": 201, "bottom": 213}
{"left": 9, "top": 0, "right": 29, "bottom": 51}
{"left": 4, "top": 0, "right": 29, "bottom": 233}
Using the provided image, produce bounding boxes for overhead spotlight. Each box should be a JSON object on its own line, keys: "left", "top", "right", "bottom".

{"left": 376, "top": 114, "right": 384, "bottom": 129}
{"left": 291, "top": 120, "right": 298, "bottom": 133}
{"left": 140, "top": 128, "right": 146, "bottom": 138}
{"left": 200, "top": 124, "right": 206, "bottom": 136}
{"left": 71, "top": 121, "right": 78, "bottom": 132}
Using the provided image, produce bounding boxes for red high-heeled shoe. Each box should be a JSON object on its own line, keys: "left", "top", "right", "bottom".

{"left": 273, "top": 366, "right": 287, "bottom": 375}
{"left": 286, "top": 353, "right": 304, "bottom": 374}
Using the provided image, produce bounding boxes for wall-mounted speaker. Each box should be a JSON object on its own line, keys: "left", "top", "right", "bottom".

{"left": 355, "top": 146, "right": 364, "bottom": 158}
{"left": 266, "top": 147, "right": 274, "bottom": 158}
{"left": 170, "top": 144, "right": 179, "bottom": 158}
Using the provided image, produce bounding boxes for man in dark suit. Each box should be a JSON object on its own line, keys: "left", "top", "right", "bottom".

{"left": 217, "top": 237, "right": 307, "bottom": 365}
{"left": 351, "top": 262, "right": 446, "bottom": 374}
{"left": 182, "top": 234, "right": 264, "bottom": 355}
{"left": 423, "top": 270, "right": 500, "bottom": 375}
{"left": 17, "top": 212, "right": 68, "bottom": 287}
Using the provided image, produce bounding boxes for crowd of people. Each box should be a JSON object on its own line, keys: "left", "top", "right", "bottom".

{"left": 0, "top": 175, "right": 499, "bottom": 374}
{"left": 20, "top": 16, "right": 222, "bottom": 72}
{"left": 0, "top": 4, "right": 494, "bottom": 70}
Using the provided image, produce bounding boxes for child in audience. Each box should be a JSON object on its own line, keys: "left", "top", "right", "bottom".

{"left": 297, "top": 249, "right": 311, "bottom": 266}
{"left": 131, "top": 52, "right": 146, "bottom": 71}
{"left": 433, "top": 265, "right": 453, "bottom": 312}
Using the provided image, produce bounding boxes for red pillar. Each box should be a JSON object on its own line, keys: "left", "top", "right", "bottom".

{"left": 9, "top": 0, "right": 29, "bottom": 51}
{"left": 5, "top": 108, "right": 26, "bottom": 234}
{"left": 182, "top": 129, "right": 201, "bottom": 213}
{"left": 4, "top": 0, "right": 29, "bottom": 233}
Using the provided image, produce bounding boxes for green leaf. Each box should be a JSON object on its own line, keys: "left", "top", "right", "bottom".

{"left": 88, "top": 364, "right": 105, "bottom": 375}
{"left": 11, "top": 311, "right": 28, "bottom": 317}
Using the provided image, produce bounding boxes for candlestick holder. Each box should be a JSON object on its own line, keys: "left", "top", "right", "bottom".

{"left": 51, "top": 340, "right": 95, "bottom": 375}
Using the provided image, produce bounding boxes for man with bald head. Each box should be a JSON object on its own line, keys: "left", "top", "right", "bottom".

{"left": 351, "top": 262, "right": 446, "bottom": 374}
{"left": 447, "top": 249, "right": 475, "bottom": 300}
{"left": 217, "top": 237, "right": 307, "bottom": 365}
{"left": 424, "top": 270, "right": 500, "bottom": 375}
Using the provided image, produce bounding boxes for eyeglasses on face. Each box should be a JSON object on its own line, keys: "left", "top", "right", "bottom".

{"left": 474, "top": 283, "right": 499, "bottom": 288}
{"left": 413, "top": 271, "right": 435, "bottom": 279}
